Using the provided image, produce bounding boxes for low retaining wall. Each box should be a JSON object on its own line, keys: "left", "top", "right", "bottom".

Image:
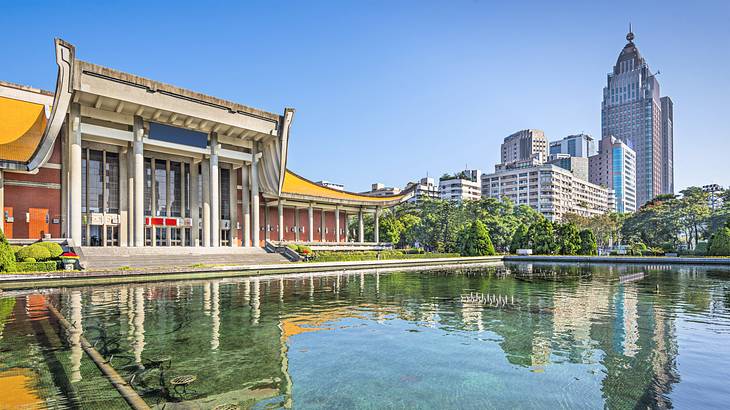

{"left": 0, "top": 256, "right": 503, "bottom": 290}
{"left": 504, "top": 255, "right": 730, "bottom": 266}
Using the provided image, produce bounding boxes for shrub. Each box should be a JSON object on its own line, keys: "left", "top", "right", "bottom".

{"left": 709, "top": 227, "right": 730, "bottom": 256}
{"left": 23, "top": 257, "right": 37, "bottom": 263}
{"left": 457, "top": 220, "right": 495, "bottom": 257}
{"left": 15, "top": 261, "right": 58, "bottom": 272}
{"left": 35, "top": 242, "right": 63, "bottom": 258}
{"left": 0, "top": 231, "right": 15, "bottom": 272}
{"left": 16, "top": 244, "right": 52, "bottom": 262}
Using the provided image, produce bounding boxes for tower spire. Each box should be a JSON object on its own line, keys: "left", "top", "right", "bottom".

{"left": 627, "top": 23, "right": 635, "bottom": 43}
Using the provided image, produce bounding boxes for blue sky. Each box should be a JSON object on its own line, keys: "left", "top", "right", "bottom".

{"left": 2, "top": 0, "right": 728, "bottom": 192}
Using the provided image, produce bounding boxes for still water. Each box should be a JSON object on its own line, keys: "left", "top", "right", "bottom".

{"left": 1, "top": 262, "right": 730, "bottom": 409}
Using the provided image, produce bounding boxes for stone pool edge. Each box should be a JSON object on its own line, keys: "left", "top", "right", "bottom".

{"left": 505, "top": 255, "right": 730, "bottom": 265}
{"left": 0, "top": 256, "right": 504, "bottom": 290}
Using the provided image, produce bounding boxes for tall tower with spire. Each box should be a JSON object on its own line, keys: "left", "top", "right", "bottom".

{"left": 601, "top": 26, "right": 674, "bottom": 207}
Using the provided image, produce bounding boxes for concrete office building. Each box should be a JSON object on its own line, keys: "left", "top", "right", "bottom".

{"left": 364, "top": 183, "right": 401, "bottom": 197}
{"left": 589, "top": 136, "right": 637, "bottom": 213}
{"left": 481, "top": 164, "right": 614, "bottom": 221}
{"left": 549, "top": 134, "right": 596, "bottom": 158}
{"left": 316, "top": 181, "right": 344, "bottom": 191}
{"left": 438, "top": 170, "right": 482, "bottom": 202}
{"left": 602, "top": 27, "right": 674, "bottom": 206}
{"left": 500, "top": 129, "right": 548, "bottom": 165}
{"left": 0, "top": 39, "right": 409, "bottom": 248}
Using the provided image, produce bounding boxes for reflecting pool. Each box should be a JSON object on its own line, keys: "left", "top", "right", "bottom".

{"left": 1, "top": 262, "right": 730, "bottom": 409}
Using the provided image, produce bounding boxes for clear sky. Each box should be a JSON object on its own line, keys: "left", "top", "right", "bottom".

{"left": 2, "top": 0, "right": 728, "bottom": 192}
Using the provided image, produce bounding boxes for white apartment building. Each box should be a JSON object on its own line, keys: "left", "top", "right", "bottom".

{"left": 481, "top": 164, "right": 614, "bottom": 221}
{"left": 405, "top": 177, "right": 439, "bottom": 203}
{"left": 439, "top": 177, "right": 481, "bottom": 202}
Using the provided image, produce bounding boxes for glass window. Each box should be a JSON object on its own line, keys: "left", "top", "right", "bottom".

{"left": 105, "top": 152, "right": 119, "bottom": 214}
{"left": 220, "top": 168, "right": 230, "bottom": 220}
{"left": 87, "top": 150, "right": 104, "bottom": 213}
{"left": 155, "top": 160, "right": 167, "bottom": 216}
{"left": 144, "top": 158, "right": 153, "bottom": 215}
{"left": 170, "top": 161, "right": 182, "bottom": 217}
{"left": 81, "top": 150, "right": 87, "bottom": 213}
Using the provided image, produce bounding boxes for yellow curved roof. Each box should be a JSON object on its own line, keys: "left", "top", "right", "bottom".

{"left": 0, "top": 96, "right": 47, "bottom": 162}
{"left": 281, "top": 170, "right": 406, "bottom": 203}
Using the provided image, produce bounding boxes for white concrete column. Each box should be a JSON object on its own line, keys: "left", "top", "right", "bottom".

{"left": 344, "top": 212, "right": 349, "bottom": 242}
{"left": 127, "top": 145, "right": 135, "bottom": 247}
{"left": 69, "top": 103, "right": 82, "bottom": 246}
{"left": 190, "top": 161, "right": 200, "bottom": 246}
{"left": 241, "top": 165, "right": 251, "bottom": 247}
{"left": 321, "top": 209, "right": 326, "bottom": 242}
{"left": 374, "top": 208, "right": 380, "bottom": 243}
{"left": 229, "top": 166, "right": 239, "bottom": 247}
{"left": 133, "top": 116, "right": 145, "bottom": 247}
{"left": 277, "top": 201, "right": 284, "bottom": 242}
{"left": 307, "top": 204, "right": 314, "bottom": 242}
{"left": 201, "top": 158, "right": 211, "bottom": 247}
{"left": 119, "top": 149, "right": 128, "bottom": 247}
{"left": 358, "top": 210, "right": 364, "bottom": 243}
{"left": 209, "top": 133, "right": 220, "bottom": 247}
{"left": 251, "top": 144, "right": 260, "bottom": 247}
{"left": 335, "top": 206, "right": 340, "bottom": 243}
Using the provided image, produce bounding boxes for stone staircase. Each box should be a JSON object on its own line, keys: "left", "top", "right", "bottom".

{"left": 78, "top": 247, "right": 289, "bottom": 271}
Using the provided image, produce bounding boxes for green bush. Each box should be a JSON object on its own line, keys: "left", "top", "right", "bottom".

{"left": 578, "top": 229, "right": 598, "bottom": 255}
{"left": 16, "top": 244, "right": 52, "bottom": 262}
{"left": 307, "top": 250, "right": 459, "bottom": 262}
{"left": 10, "top": 245, "right": 21, "bottom": 255}
{"left": 15, "top": 261, "right": 58, "bottom": 272}
{"left": 457, "top": 220, "right": 495, "bottom": 257}
{"left": 23, "top": 257, "right": 37, "bottom": 263}
{"left": 0, "top": 231, "right": 15, "bottom": 272}
{"left": 35, "top": 242, "right": 63, "bottom": 258}
{"left": 709, "top": 228, "right": 730, "bottom": 256}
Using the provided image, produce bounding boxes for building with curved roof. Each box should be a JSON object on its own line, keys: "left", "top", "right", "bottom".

{"left": 0, "top": 39, "right": 409, "bottom": 248}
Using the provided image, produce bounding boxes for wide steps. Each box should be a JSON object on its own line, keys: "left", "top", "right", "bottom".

{"left": 79, "top": 247, "right": 288, "bottom": 270}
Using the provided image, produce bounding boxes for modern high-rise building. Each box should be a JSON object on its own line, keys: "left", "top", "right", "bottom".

{"left": 481, "top": 164, "right": 614, "bottom": 221}
{"left": 500, "top": 129, "right": 548, "bottom": 165}
{"left": 601, "top": 27, "right": 674, "bottom": 206}
{"left": 549, "top": 134, "right": 596, "bottom": 158}
{"left": 589, "top": 136, "right": 637, "bottom": 213}
{"left": 405, "top": 177, "right": 439, "bottom": 203}
{"left": 661, "top": 97, "right": 674, "bottom": 195}
{"left": 547, "top": 154, "right": 589, "bottom": 181}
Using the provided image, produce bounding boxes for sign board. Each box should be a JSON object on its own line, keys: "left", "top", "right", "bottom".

{"left": 90, "top": 213, "right": 104, "bottom": 225}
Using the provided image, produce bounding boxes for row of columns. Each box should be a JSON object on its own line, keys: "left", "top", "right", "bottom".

{"left": 67, "top": 108, "right": 262, "bottom": 248}
{"left": 271, "top": 204, "right": 381, "bottom": 243}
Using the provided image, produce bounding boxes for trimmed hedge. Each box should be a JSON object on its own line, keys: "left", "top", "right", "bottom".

{"left": 35, "top": 242, "right": 64, "bottom": 258}
{"left": 15, "top": 261, "right": 58, "bottom": 272}
{"left": 308, "top": 250, "right": 460, "bottom": 262}
{"left": 16, "top": 244, "right": 52, "bottom": 261}
{"left": 0, "top": 231, "right": 15, "bottom": 272}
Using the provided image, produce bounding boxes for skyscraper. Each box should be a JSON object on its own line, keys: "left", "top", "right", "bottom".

{"left": 549, "top": 133, "right": 596, "bottom": 158}
{"left": 589, "top": 136, "right": 637, "bottom": 213}
{"left": 500, "top": 129, "right": 548, "bottom": 164}
{"left": 601, "top": 27, "right": 674, "bottom": 206}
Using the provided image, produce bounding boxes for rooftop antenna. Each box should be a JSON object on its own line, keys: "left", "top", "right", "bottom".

{"left": 626, "top": 22, "right": 635, "bottom": 43}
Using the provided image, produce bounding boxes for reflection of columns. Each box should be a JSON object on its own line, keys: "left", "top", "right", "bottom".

{"left": 133, "top": 287, "right": 145, "bottom": 364}
{"left": 360, "top": 272, "right": 365, "bottom": 295}
{"left": 191, "top": 161, "right": 200, "bottom": 246}
{"left": 252, "top": 278, "right": 261, "bottom": 325}
{"left": 279, "top": 278, "right": 285, "bottom": 303}
{"left": 277, "top": 201, "right": 284, "bottom": 242}
{"left": 309, "top": 274, "right": 314, "bottom": 301}
{"left": 243, "top": 279, "right": 250, "bottom": 303}
{"left": 241, "top": 165, "right": 251, "bottom": 247}
{"left": 211, "top": 281, "right": 220, "bottom": 350}
{"left": 201, "top": 158, "right": 211, "bottom": 247}
{"left": 334, "top": 206, "right": 340, "bottom": 243}
{"left": 374, "top": 208, "right": 380, "bottom": 243}
{"left": 69, "top": 291, "right": 83, "bottom": 382}
{"left": 376, "top": 272, "right": 380, "bottom": 295}
{"left": 133, "top": 116, "right": 144, "bottom": 247}
{"left": 69, "top": 103, "right": 82, "bottom": 245}
{"left": 210, "top": 133, "right": 220, "bottom": 247}
{"left": 203, "top": 282, "right": 211, "bottom": 315}
{"left": 307, "top": 204, "right": 314, "bottom": 242}
{"left": 251, "top": 144, "right": 260, "bottom": 247}
{"left": 358, "top": 210, "right": 364, "bottom": 243}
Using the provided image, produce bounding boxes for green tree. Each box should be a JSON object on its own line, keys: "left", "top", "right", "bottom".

{"left": 378, "top": 212, "right": 404, "bottom": 244}
{"left": 556, "top": 222, "right": 581, "bottom": 255}
{"left": 527, "top": 219, "right": 557, "bottom": 254}
{"left": 510, "top": 223, "right": 528, "bottom": 253}
{"left": 708, "top": 227, "right": 730, "bottom": 256}
{"left": 578, "top": 229, "right": 598, "bottom": 255}
{"left": 457, "top": 220, "right": 495, "bottom": 256}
